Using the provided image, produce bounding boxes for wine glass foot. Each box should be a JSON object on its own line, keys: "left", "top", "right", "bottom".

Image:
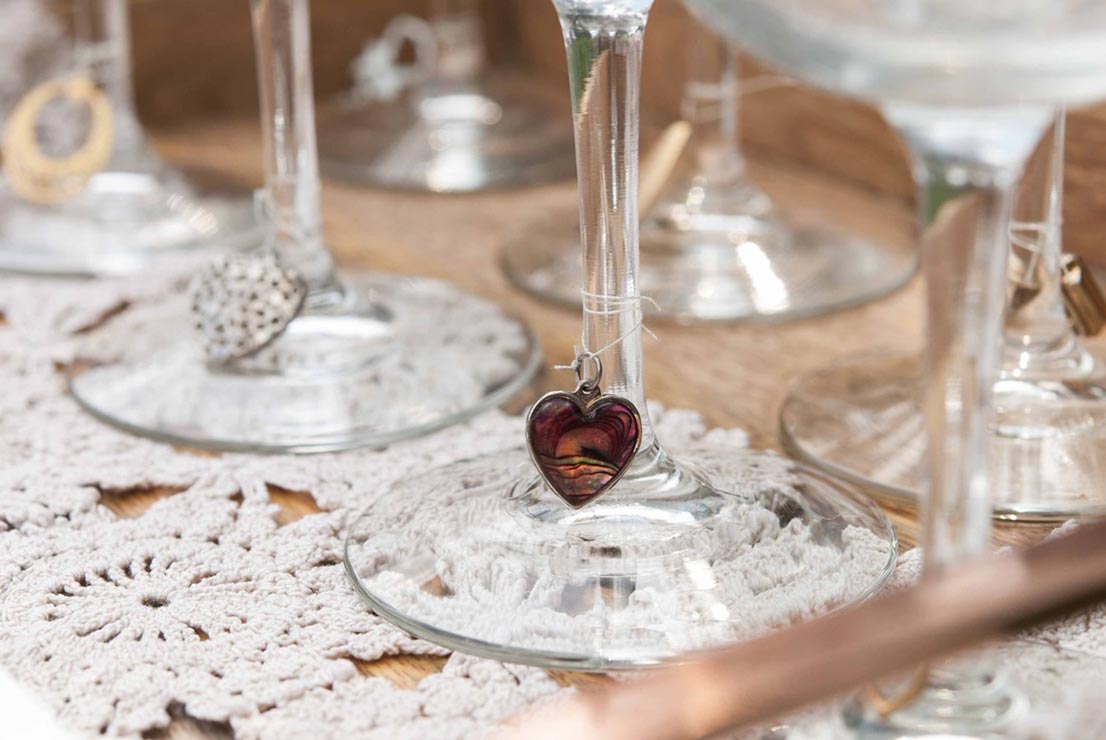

{"left": 762, "top": 643, "right": 1106, "bottom": 738}
{"left": 780, "top": 349, "right": 1106, "bottom": 520}
{"left": 845, "top": 677, "right": 1024, "bottom": 739}
{"left": 344, "top": 442, "right": 896, "bottom": 670}
{"left": 69, "top": 272, "right": 540, "bottom": 454}
{"left": 0, "top": 165, "right": 261, "bottom": 277}
{"left": 501, "top": 194, "right": 915, "bottom": 324}
{"left": 316, "top": 71, "right": 576, "bottom": 193}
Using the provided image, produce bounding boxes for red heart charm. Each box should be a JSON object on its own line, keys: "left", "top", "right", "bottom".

{"left": 526, "top": 391, "right": 642, "bottom": 508}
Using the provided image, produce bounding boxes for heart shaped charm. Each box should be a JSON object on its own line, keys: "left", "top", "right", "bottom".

{"left": 526, "top": 388, "right": 642, "bottom": 509}
{"left": 190, "top": 253, "right": 307, "bottom": 363}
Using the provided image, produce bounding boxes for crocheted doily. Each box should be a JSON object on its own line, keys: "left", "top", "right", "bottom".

{"left": 0, "top": 269, "right": 555, "bottom": 738}
{"left": 1, "top": 271, "right": 1104, "bottom": 739}
{"left": 778, "top": 540, "right": 1106, "bottom": 740}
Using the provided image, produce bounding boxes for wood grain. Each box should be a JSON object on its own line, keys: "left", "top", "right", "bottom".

{"left": 121, "top": 0, "right": 1106, "bottom": 265}
{"left": 68, "top": 116, "right": 1066, "bottom": 737}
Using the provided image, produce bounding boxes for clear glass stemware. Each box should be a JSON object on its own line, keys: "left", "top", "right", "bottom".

{"left": 686, "top": 0, "right": 1106, "bottom": 733}
{"left": 67, "top": 0, "right": 539, "bottom": 453}
{"left": 316, "top": 0, "right": 577, "bottom": 193}
{"left": 0, "top": 0, "right": 261, "bottom": 277}
{"left": 780, "top": 109, "right": 1106, "bottom": 520}
{"left": 502, "top": 7, "right": 916, "bottom": 323}
{"left": 343, "top": 0, "right": 896, "bottom": 671}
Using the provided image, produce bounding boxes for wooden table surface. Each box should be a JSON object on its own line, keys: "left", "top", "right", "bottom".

{"left": 105, "top": 118, "right": 1059, "bottom": 738}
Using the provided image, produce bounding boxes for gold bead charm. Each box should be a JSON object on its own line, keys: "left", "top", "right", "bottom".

{"left": 1061, "top": 253, "right": 1106, "bottom": 337}
{"left": 863, "top": 663, "right": 930, "bottom": 717}
{"left": 2, "top": 75, "right": 114, "bottom": 205}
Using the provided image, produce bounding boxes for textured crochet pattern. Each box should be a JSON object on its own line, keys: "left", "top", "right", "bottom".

{"left": 0, "top": 270, "right": 554, "bottom": 738}
{"left": 1, "top": 271, "right": 1104, "bottom": 739}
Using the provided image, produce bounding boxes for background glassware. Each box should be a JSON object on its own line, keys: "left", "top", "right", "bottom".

{"left": 344, "top": 0, "right": 896, "bottom": 670}
{"left": 0, "top": 0, "right": 260, "bottom": 277}
{"left": 502, "top": 7, "right": 916, "bottom": 323}
{"left": 686, "top": 0, "right": 1106, "bottom": 735}
{"left": 67, "top": 0, "right": 539, "bottom": 454}
{"left": 781, "top": 110, "right": 1106, "bottom": 520}
{"left": 316, "top": 0, "right": 576, "bottom": 193}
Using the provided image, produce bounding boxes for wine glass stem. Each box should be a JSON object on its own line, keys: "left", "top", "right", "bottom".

{"left": 1003, "top": 110, "right": 1072, "bottom": 357}
{"left": 916, "top": 159, "right": 1011, "bottom": 571}
{"left": 869, "top": 108, "right": 1049, "bottom": 727}
{"left": 557, "top": 5, "right": 656, "bottom": 446}
{"left": 250, "top": 0, "right": 337, "bottom": 294}
{"left": 682, "top": 16, "right": 745, "bottom": 186}
{"left": 77, "top": 0, "right": 145, "bottom": 165}
{"left": 890, "top": 107, "right": 1051, "bottom": 569}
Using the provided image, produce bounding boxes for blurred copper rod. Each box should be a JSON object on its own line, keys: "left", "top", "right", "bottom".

{"left": 505, "top": 518, "right": 1106, "bottom": 740}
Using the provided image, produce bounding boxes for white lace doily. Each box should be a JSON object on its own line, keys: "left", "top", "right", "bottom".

{"left": 775, "top": 541, "right": 1106, "bottom": 740}
{"left": 347, "top": 444, "right": 895, "bottom": 659}
{"left": 2, "top": 272, "right": 1105, "bottom": 739}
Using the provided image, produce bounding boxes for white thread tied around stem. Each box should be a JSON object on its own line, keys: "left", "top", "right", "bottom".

{"left": 553, "top": 291, "right": 660, "bottom": 378}
{"left": 555, "top": 73, "right": 799, "bottom": 380}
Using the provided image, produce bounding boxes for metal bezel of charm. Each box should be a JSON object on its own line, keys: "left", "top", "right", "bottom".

{"left": 525, "top": 354, "right": 642, "bottom": 509}
{"left": 190, "top": 252, "right": 307, "bottom": 363}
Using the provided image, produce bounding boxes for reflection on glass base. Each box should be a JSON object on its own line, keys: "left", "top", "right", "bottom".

{"left": 845, "top": 660, "right": 1025, "bottom": 739}
{"left": 502, "top": 162, "right": 917, "bottom": 323}
{"left": 69, "top": 273, "right": 540, "bottom": 454}
{"left": 780, "top": 349, "right": 1106, "bottom": 520}
{"left": 0, "top": 166, "right": 261, "bottom": 277}
{"left": 344, "top": 443, "right": 896, "bottom": 670}
{"left": 767, "top": 642, "right": 1106, "bottom": 738}
{"left": 502, "top": 217, "right": 915, "bottom": 323}
{"left": 317, "top": 72, "right": 576, "bottom": 193}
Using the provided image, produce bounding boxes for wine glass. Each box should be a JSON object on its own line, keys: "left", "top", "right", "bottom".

{"left": 781, "top": 109, "right": 1106, "bottom": 520}
{"left": 343, "top": 0, "right": 896, "bottom": 670}
{"left": 67, "top": 0, "right": 539, "bottom": 453}
{"left": 502, "top": 6, "right": 917, "bottom": 323}
{"left": 315, "top": 0, "right": 576, "bottom": 193}
{"left": 0, "top": 0, "right": 261, "bottom": 277}
{"left": 686, "top": 0, "right": 1106, "bottom": 734}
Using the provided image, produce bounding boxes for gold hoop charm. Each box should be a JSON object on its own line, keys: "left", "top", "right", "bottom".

{"left": 2, "top": 75, "right": 114, "bottom": 205}
{"left": 863, "top": 663, "right": 930, "bottom": 717}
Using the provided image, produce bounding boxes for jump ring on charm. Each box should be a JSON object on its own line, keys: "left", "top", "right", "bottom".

{"left": 573, "top": 352, "right": 602, "bottom": 393}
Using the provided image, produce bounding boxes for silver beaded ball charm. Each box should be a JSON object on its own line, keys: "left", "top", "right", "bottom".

{"left": 190, "top": 253, "right": 307, "bottom": 363}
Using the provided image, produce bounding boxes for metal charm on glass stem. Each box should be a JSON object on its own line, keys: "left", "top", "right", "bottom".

{"left": 189, "top": 250, "right": 306, "bottom": 363}
{"left": 3, "top": 74, "right": 113, "bottom": 205}
{"left": 343, "top": 0, "right": 895, "bottom": 671}
{"left": 525, "top": 354, "right": 642, "bottom": 509}
{"left": 0, "top": 0, "right": 261, "bottom": 276}
{"left": 68, "top": 0, "right": 539, "bottom": 454}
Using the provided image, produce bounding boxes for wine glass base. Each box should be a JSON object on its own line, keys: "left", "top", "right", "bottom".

{"left": 0, "top": 166, "right": 261, "bottom": 277}
{"left": 69, "top": 273, "right": 540, "bottom": 454}
{"left": 780, "top": 350, "right": 1106, "bottom": 520}
{"left": 344, "top": 443, "right": 896, "bottom": 670}
{"left": 317, "top": 72, "right": 576, "bottom": 193}
{"left": 840, "top": 641, "right": 1106, "bottom": 739}
{"left": 845, "top": 664, "right": 1025, "bottom": 739}
{"left": 767, "top": 642, "right": 1106, "bottom": 738}
{"left": 501, "top": 194, "right": 916, "bottom": 324}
